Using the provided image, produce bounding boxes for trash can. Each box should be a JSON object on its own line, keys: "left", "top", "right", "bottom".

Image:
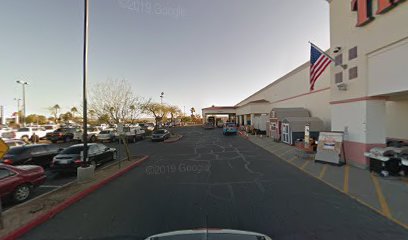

{"left": 364, "top": 147, "right": 401, "bottom": 176}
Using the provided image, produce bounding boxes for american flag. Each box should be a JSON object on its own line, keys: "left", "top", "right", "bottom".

{"left": 310, "top": 44, "right": 332, "bottom": 91}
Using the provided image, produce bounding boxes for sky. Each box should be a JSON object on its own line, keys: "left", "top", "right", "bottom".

{"left": 0, "top": 0, "right": 330, "bottom": 118}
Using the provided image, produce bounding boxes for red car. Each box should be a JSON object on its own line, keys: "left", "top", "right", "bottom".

{"left": 0, "top": 164, "right": 46, "bottom": 203}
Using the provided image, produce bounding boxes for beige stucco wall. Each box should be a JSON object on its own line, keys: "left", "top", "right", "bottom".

{"left": 330, "top": 0, "right": 408, "bottom": 101}
{"left": 386, "top": 98, "right": 408, "bottom": 140}
{"left": 235, "top": 61, "right": 331, "bottom": 129}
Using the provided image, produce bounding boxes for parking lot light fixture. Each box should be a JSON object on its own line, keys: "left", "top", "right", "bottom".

{"left": 16, "top": 80, "right": 29, "bottom": 126}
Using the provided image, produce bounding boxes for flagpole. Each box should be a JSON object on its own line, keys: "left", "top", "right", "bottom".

{"left": 309, "top": 41, "right": 347, "bottom": 69}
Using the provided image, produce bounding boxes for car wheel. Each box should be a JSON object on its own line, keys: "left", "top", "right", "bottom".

{"left": 13, "top": 184, "right": 31, "bottom": 203}
{"left": 90, "top": 135, "right": 96, "bottom": 142}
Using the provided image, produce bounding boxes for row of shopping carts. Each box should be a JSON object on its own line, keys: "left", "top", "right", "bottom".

{"left": 364, "top": 147, "right": 408, "bottom": 177}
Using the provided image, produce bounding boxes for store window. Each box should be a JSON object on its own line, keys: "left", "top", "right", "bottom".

{"left": 349, "top": 46, "right": 358, "bottom": 60}
{"left": 334, "top": 54, "right": 343, "bottom": 66}
{"left": 349, "top": 66, "right": 358, "bottom": 80}
{"left": 335, "top": 72, "right": 343, "bottom": 83}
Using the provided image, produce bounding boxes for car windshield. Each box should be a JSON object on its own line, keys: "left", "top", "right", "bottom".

{"left": 154, "top": 130, "right": 165, "bottom": 134}
{"left": 226, "top": 123, "right": 235, "bottom": 127}
{"left": 60, "top": 146, "right": 84, "bottom": 154}
{"left": 17, "top": 128, "right": 29, "bottom": 132}
{"left": 100, "top": 130, "right": 111, "bottom": 134}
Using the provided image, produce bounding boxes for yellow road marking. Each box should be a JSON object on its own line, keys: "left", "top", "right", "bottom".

{"left": 300, "top": 160, "right": 310, "bottom": 170}
{"left": 319, "top": 165, "right": 328, "bottom": 179}
{"left": 343, "top": 165, "right": 350, "bottom": 193}
{"left": 371, "top": 173, "right": 392, "bottom": 218}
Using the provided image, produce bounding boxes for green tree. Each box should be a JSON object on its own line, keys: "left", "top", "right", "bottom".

{"left": 98, "top": 114, "right": 111, "bottom": 125}
{"left": 141, "top": 102, "right": 170, "bottom": 127}
{"left": 60, "top": 112, "right": 73, "bottom": 122}
{"left": 168, "top": 105, "right": 182, "bottom": 123}
{"left": 25, "top": 114, "right": 47, "bottom": 125}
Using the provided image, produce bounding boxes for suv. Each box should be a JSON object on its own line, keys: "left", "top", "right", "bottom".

{"left": 46, "top": 128, "right": 78, "bottom": 143}
{"left": 2, "top": 127, "right": 47, "bottom": 141}
{"left": 118, "top": 126, "right": 145, "bottom": 143}
{"left": 73, "top": 127, "right": 100, "bottom": 142}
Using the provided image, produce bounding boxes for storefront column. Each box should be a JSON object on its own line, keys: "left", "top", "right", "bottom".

{"left": 250, "top": 114, "right": 254, "bottom": 126}
{"left": 331, "top": 99, "right": 387, "bottom": 168}
{"left": 243, "top": 115, "right": 248, "bottom": 126}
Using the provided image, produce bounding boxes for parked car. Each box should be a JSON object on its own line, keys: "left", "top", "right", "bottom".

{"left": 50, "top": 143, "right": 117, "bottom": 173}
{"left": 0, "top": 126, "right": 14, "bottom": 138}
{"left": 5, "top": 139, "right": 27, "bottom": 148}
{"left": 118, "top": 126, "right": 145, "bottom": 143}
{"left": 42, "top": 125, "right": 58, "bottom": 134}
{"left": 151, "top": 129, "right": 170, "bottom": 142}
{"left": 73, "top": 127, "right": 100, "bottom": 142}
{"left": 98, "top": 129, "right": 117, "bottom": 142}
{"left": 138, "top": 123, "right": 155, "bottom": 131}
{"left": 2, "top": 127, "right": 48, "bottom": 141}
{"left": 223, "top": 122, "right": 238, "bottom": 135}
{"left": 1, "top": 144, "right": 61, "bottom": 167}
{"left": 0, "top": 164, "right": 46, "bottom": 203}
{"left": 203, "top": 122, "right": 215, "bottom": 129}
{"left": 46, "top": 127, "right": 77, "bottom": 143}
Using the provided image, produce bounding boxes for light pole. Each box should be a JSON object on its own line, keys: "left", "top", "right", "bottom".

{"left": 16, "top": 81, "right": 29, "bottom": 126}
{"left": 82, "top": 0, "right": 89, "bottom": 166}
{"left": 160, "top": 92, "right": 164, "bottom": 104}
{"left": 13, "top": 98, "right": 21, "bottom": 125}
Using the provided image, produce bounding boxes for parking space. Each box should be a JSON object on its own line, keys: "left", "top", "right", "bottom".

{"left": 247, "top": 133, "right": 408, "bottom": 229}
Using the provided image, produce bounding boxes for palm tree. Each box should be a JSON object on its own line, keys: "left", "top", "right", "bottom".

{"left": 71, "top": 107, "right": 78, "bottom": 117}
{"left": 49, "top": 104, "right": 60, "bottom": 123}
{"left": 88, "top": 109, "right": 96, "bottom": 120}
{"left": 190, "top": 107, "right": 196, "bottom": 118}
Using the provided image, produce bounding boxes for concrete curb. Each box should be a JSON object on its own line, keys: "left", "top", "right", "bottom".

{"left": 1, "top": 155, "right": 149, "bottom": 240}
{"left": 164, "top": 135, "right": 183, "bottom": 143}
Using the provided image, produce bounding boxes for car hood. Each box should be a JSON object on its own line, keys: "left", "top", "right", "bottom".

{"left": 15, "top": 165, "right": 43, "bottom": 171}
{"left": 144, "top": 229, "right": 272, "bottom": 240}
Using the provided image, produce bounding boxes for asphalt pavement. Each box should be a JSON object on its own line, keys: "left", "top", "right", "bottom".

{"left": 20, "top": 127, "right": 408, "bottom": 240}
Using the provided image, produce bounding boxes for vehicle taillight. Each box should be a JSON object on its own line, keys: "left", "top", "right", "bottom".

{"left": 3, "top": 159, "right": 13, "bottom": 165}
{"left": 74, "top": 159, "right": 82, "bottom": 164}
{"left": 58, "top": 133, "right": 62, "bottom": 137}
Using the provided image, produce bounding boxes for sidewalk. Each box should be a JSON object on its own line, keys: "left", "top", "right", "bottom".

{"left": 245, "top": 133, "right": 408, "bottom": 229}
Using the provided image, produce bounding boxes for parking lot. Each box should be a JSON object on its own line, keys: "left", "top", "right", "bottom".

{"left": 1, "top": 138, "right": 146, "bottom": 211}
{"left": 18, "top": 126, "right": 408, "bottom": 240}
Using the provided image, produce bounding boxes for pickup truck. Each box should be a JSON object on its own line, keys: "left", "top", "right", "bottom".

{"left": 73, "top": 127, "right": 100, "bottom": 142}
{"left": 117, "top": 126, "right": 145, "bottom": 143}
{"left": 2, "top": 127, "right": 47, "bottom": 140}
{"left": 46, "top": 128, "right": 78, "bottom": 143}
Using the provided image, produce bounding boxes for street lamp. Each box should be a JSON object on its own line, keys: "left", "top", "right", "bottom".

{"left": 82, "top": 0, "right": 89, "bottom": 166}
{"left": 16, "top": 80, "right": 29, "bottom": 126}
{"left": 13, "top": 98, "right": 21, "bottom": 125}
{"left": 160, "top": 92, "right": 164, "bottom": 104}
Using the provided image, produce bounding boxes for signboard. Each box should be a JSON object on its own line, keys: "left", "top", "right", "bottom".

{"left": 0, "top": 138, "right": 9, "bottom": 159}
{"left": 352, "top": 0, "right": 402, "bottom": 27}
{"left": 117, "top": 123, "right": 124, "bottom": 134}
{"left": 315, "top": 131, "right": 344, "bottom": 164}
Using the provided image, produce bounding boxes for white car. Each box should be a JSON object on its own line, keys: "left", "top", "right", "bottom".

{"left": 97, "top": 129, "right": 117, "bottom": 142}
{"left": 117, "top": 126, "right": 145, "bottom": 143}
{"left": 2, "top": 127, "right": 47, "bottom": 140}
{"left": 73, "top": 127, "right": 100, "bottom": 142}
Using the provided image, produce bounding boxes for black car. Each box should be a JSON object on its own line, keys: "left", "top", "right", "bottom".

{"left": 151, "top": 129, "right": 171, "bottom": 142}
{"left": 1, "top": 144, "right": 61, "bottom": 167}
{"left": 46, "top": 128, "right": 78, "bottom": 143}
{"left": 50, "top": 143, "right": 117, "bottom": 173}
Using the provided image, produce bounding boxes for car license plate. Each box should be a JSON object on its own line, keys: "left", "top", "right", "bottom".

{"left": 58, "top": 160, "right": 69, "bottom": 164}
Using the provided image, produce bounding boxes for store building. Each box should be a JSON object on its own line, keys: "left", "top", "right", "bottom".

{"left": 202, "top": 0, "right": 408, "bottom": 168}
